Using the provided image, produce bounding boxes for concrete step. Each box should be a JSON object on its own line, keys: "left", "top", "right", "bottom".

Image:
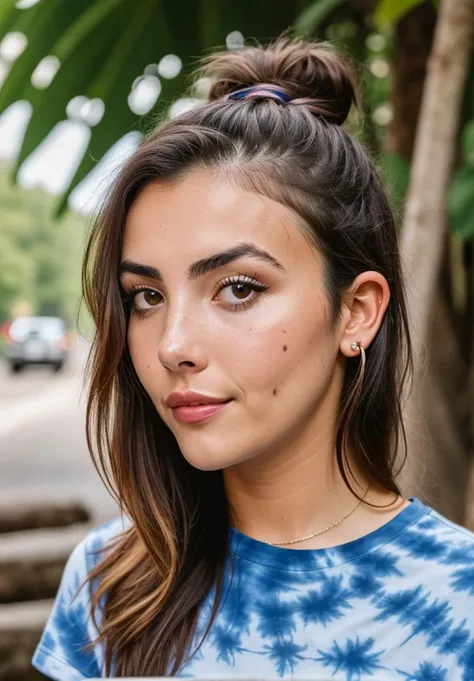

{"left": 0, "top": 524, "right": 92, "bottom": 603}
{"left": 0, "top": 599, "right": 52, "bottom": 631}
{"left": 0, "top": 499, "right": 89, "bottom": 533}
{"left": 0, "top": 601, "right": 52, "bottom": 681}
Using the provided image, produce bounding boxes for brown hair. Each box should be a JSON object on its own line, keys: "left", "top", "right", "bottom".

{"left": 82, "top": 36, "right": 412, "bottom": 676}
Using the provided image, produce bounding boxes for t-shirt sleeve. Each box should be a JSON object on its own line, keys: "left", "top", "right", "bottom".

{"left": 31, "top": 532, "right": 104, "bottom": 681}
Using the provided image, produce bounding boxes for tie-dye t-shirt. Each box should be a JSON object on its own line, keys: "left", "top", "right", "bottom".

{"left": 32, "top": 498, "right": 474, "bottom": 680}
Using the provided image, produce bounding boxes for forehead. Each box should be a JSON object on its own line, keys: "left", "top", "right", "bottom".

{"left": 122, "top": 170, "right": 317, "bottom": 270}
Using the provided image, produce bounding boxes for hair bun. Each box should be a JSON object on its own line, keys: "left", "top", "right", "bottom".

{"left": 199, "top": 37, "right": 357, "bottom": 126}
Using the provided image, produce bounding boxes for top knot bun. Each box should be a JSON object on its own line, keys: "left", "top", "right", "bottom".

{"left": 199, "top": 37, "right": 357, "bottom": 126}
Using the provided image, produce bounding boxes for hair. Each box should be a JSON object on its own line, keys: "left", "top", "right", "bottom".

{"left": 82, "top": 36, "right": 412, "bottom": 677}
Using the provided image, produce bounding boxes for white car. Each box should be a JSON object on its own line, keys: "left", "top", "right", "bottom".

{"left": 4, "top": 316, "right": 70, "bottom": 373}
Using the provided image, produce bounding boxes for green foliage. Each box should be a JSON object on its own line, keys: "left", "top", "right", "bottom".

{"left": 0, "top": 0, "right": 415, "bottom": 216}
{"left": 447, "top": 120, "right": 474, "bottom": 240}
{"left": 0, "top": 0, "right": 301, "bottom": 215}
{"left": 1, "top": 0, "right": 469, "bottom": 244}
{"left": 462, "top": 119, "right": 474, "bottom": 166}
{"left": 0, "top": 171, "right": 87, "bottom": 324}
{"left": 374, "top": 0, "right": 426, "bottom": 29}
{"left": 381, "top": 152, "right": 411, "bottom": 214}
{"left": 448, "top": 166, "right": 474, "bottom": 240}
{"left": 374, "top": 0, "right": 416, "bottom": 28}
{"left": 294, "top": 0, "right": 348, "bottom": 37}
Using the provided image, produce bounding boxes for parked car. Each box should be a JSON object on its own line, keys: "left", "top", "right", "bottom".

{"left": 3, "top": 316, "right": 70, "bottom": 373}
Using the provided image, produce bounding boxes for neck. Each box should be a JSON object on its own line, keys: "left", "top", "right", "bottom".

{"left": 223, "top": 429, "right": 402, "bottom": 549}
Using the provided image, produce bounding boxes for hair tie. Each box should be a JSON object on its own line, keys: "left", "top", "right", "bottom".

{"left": 226, "top": 85, "right": 342, "bottom": 124}
{"left": 227, "top": 85, "right": 291, "bottom": 103}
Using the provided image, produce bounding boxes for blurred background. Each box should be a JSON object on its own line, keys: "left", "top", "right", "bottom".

{"left": 1, "top": 0, "right": 474, "bottom": 678}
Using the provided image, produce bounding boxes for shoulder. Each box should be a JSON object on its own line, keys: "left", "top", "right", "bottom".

{"left": 70, "top": 515, "right": 131, "bottom": 576}
{"left": 31, "top": 515, "right": 131, "bottom": 681}
{"left": 416, "top": 506, "right": 474, "bottom": 575}
{"left": 425, "top": 507, "right": 474, "bottom": 544}
{"left": 394, "top": 502, "right": 474, "bottom": 613}
{"left": 400, "top": 502, "right": 474, "bottom": 553}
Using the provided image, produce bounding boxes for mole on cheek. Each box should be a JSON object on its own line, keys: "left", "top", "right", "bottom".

{"left": 272, "top": 388, "right": 278, "bottom": 396}
{"left": 283, "top": 345, "right": 287, "bottom": 352}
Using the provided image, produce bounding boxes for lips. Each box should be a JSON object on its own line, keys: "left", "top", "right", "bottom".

{"left": 166, "top": 392, "right": 232, "bottom": 424}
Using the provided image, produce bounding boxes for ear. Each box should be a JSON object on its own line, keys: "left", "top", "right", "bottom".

{"left": 339, "top": 271, "right": 390, "bottom": 357}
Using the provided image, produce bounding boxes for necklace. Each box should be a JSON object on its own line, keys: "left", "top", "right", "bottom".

{"left": 267, "top": 486, "right": 370, "bottom": 547}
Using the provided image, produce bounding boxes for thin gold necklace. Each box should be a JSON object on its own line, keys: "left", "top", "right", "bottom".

{"left": 267, "top": 486, "right": 370, "bottom": 547}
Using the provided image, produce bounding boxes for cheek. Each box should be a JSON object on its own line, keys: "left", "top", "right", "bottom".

{"left": 127, "top": 322, "right": 156, "bottom": 387}
{"left": 222, "top": 310, "right": 330, "bottom": 398}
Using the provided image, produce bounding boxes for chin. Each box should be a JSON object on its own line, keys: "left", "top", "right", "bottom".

{"left": 176, "top": 437, "right": 251, "bottom": 472}
{"left": 179, "top": 448, "right": 241, "bottom": 472}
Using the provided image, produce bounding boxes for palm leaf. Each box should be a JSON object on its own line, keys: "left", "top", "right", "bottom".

{"left": 12, "top": 1, "right": 138, "bottom": 174}
{"left": 0, "top": 0, "right": 311, "bottom": 213}
{"left": 0, "top": 0, "right": 49, "bottom": 37}
{"left": 293, "top": 0, "right": 349, "bottom": 37}
{"left": 0, "top": 0, "right": 94, "bottom": 113}
{"left": 374, "top": 0, "right": 425, "bottom": 29}
{"left": 0, "top": 1, "right": 21, "bottom": 38}
{"left": 58, "top": 0, "right": 303, "bottom": 213}
{"left": 56, "top": 0, "right": 185, "bottom": 214}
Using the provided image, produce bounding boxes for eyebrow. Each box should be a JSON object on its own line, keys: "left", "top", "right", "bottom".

{"left": 119, "top": 242, "right": 285, "bottom": 283}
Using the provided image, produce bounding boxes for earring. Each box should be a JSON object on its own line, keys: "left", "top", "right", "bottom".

{"left": 348, "top": 341, "right": 366, "bottom": 393}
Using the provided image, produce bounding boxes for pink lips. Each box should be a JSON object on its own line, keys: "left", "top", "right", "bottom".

{"left": 166, "top": 391, "right": 232, "bottom": 424}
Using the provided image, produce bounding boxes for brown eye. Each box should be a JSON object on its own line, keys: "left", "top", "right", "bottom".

{"left": 215, "top": 275, "right": 269, "bottom": 310}
{"left": 216, "top": 276, "right": 269, "bottom": 310}
{"left": 232, "top": 283, "right": 252, "bottom": 300}
{"left": 219, "top": 282, "right": 255, "bottom": 305}
{"left": 143, "top": 290, "right": 161, "bottom": 306}
{"left": 132, "top": 288, "right": 163, "bottom": 310}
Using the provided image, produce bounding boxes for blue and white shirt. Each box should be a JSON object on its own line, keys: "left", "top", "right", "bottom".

{"left": 33, "top": 498, "right": 474, "bottom": 680}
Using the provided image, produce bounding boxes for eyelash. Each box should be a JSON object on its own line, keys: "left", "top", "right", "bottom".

{"left": 122, "top": 275, "right": 269, "bottom": 318}
{"left": 122, "top": 287, "right": 159, "bottom": 319}
{"left": 214, "top": 275, "right": 269, "bottom": 311}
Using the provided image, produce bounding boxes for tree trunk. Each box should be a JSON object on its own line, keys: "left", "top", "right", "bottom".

{"left": 398, "top": 0, "right": 474, "bottom": 519}
{"left": 387, "top": 1, "right": 437, "bottom": 162}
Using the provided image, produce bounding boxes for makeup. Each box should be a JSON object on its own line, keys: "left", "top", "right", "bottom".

{"left": 171, "top": 400, "right": 232, "bottom": 424}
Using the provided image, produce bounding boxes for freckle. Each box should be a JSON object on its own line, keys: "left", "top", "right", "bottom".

{"left": 283, "top": 345, "right": 287, "bottom": 351}
{"left": 272, "top": 388, "right": 278, "bottom": 396}
{"left": 282, "top": 329, "right": 287, "bottom": 334}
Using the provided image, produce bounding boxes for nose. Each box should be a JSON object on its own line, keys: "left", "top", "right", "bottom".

{"left": 157, "top": 306, "right": 208, "bottom": 374}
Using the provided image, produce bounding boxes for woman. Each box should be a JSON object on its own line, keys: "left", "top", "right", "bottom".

{"left": 32, "top": 38, "right": 474, "bottom": 680}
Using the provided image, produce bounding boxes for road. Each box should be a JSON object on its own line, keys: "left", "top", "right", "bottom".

{"left": 0, "top": 339, "right": 119, "bottom": 524}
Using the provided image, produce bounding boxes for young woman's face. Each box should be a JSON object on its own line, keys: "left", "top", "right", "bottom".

{"left": 121, "top": 170, "right": 344, "bottom": 471}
